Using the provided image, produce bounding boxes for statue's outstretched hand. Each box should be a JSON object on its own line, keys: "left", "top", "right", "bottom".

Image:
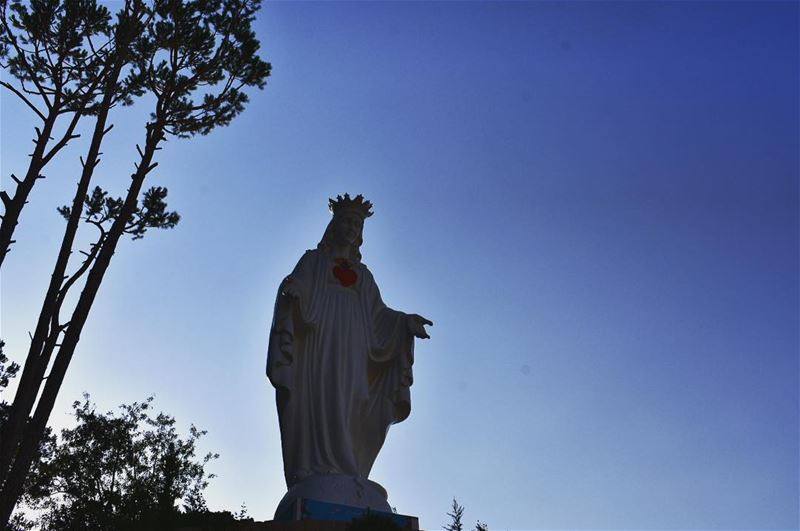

{"left": 407, "top": 314, "right": 433, "bottom": 339}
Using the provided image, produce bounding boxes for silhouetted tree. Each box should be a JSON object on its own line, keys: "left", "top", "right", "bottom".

{"left": 0, "top": 0, "right": 115, "bottom": 268}
{"left": 0, "top": 0, "right": 157, "bottom": 516}
{"left": 1, "top": 340, "right": 20, "bottom": 445}
{"left": 0, "top": 0, "right": 270, "bottom": 523}
{"left": 443, "top": 499, "right": 489, "bottom": 531}
{"left": 18, "top": 395, "right": 218, "bottom": 530}
{"left": 1, "top": 341, "right": 55, "bottom": 529}
{"left": 445, "top": 498, "right": 464, "bottom": 531}
{"left": 0, "top": 0, "right": 152, "bottom": 497}
{"left": 0, "top": 340, "right": 18, "bottom": 394}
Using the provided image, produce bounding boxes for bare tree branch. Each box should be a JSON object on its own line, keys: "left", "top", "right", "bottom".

{"left": 0, "top": 80, "right": 46, "bottom": 121}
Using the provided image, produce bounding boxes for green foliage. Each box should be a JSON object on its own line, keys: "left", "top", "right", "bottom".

{"left": 1, "top": 343, "right": 57, "bottom": 531}
{"left": 233, "top": 502, "right": 249, "bottom": 520}
{"left": 20, "top": 395, "right": 218, "bottom": 530}
{"left": 0, "top": 340, "right": 18, "bottom": 442}
{"left": 128, "top": 186, "right": 180, "bottom": 239}
{"left": 0, "top": 340, "right": 19, "bottom": 437}
{"left": 0, "top": 0, "right": 113, "bottom": 115}
{"left": 128, "top": 0, "right": 271, "bottom": 138}
{"left": 347, "top": 510, "right": 401, "bottom": 531}
{"left": 58, "top": 185, "right": 180, "bottom": 241}
{"left": 0, "top": 340, "right": 19, "bottom": 392}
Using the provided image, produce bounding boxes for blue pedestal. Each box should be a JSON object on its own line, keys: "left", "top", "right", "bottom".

{"left": 274, "top": 498, "right": 419, "bottom": 530}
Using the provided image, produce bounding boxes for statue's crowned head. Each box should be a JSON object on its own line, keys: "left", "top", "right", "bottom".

{"left": 328, "top": 193, "right": 373, "bottom": 220}
{"left": 319, "top": 194, "right": 373, "bottom": 262}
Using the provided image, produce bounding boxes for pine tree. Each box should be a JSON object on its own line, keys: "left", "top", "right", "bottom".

{"left": 445, "top": 498, "right": 464, "bottom": 531}
{"left": 0, "top": 0, "right": 114, "bottom": 268}
{"left": 0, "top": 0, "right": 270, "bottom": 523}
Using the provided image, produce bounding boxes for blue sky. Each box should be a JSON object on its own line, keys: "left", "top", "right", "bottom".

{"left": 1, "top": 1, "right": 798, "bottom": 529}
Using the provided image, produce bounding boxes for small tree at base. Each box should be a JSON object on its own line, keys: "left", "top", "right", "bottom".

{"left": 19, "top": 395, "right": 218, "bottom": 530}
{"left": 443, "top": 498, "right": 489, "bottom": 531}
{"left": 445, "top": 498, "right": 464, "bottom": 531}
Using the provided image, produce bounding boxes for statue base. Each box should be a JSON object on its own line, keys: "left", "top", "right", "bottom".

{"left": 270, "top": 496, "right": 419, "bottom": 530}
{"left": 240, "top": 517, "right": 420, "bottom": 531}
{"left": 240, "top": 521, "right": 350, "bottom": 530}
{"left": 275, "top": 475, "right": 392, "bottom": 517}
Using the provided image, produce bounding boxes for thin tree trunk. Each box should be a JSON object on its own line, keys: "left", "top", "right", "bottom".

{"left": 0, "top": 32, "right": 115, "bottom": 270}
{"left": 0, "top": 107, "right": 60, "bottom": 268}
{"left": 0, "top": 7, "right": 140, "bottom": 514}
{"left": 0, "top": 57, "right": 124, "bottom": 488}
{"left": 0, "top": 120, "right": 164, "bottom": 526}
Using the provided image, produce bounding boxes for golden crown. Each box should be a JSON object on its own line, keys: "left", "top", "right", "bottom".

{"left": 328, "top": 193, "right": 373, "bottom": 219}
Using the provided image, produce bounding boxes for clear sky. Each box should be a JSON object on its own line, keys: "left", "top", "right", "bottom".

{"left": 1, "top": 1, "right": 798, "bottom": 529}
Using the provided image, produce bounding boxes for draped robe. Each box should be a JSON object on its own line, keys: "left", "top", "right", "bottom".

{"left": 267, "top": 249, "right": 414, "bottom": 488}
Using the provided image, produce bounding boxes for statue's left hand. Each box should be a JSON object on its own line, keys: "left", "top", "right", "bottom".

{"left": 407, "top": 314, "right": 433, "bottom": 339}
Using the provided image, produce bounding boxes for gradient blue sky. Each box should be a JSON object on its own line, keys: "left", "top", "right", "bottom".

{"left": 1, "top": 1, "right": 798, "bottom": 529}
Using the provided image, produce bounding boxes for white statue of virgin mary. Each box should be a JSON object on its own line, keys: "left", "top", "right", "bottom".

{"left": 267, "top": 194, "right": 432, "bottom": 515}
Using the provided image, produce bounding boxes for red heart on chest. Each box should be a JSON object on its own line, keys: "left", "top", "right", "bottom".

{"left": 332, "top": 265, "right": 358, "bottom": 287}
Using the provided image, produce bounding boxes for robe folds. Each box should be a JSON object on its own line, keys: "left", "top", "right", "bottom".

{"left": 267, "top": 249, "right": 414, "bottom": 488}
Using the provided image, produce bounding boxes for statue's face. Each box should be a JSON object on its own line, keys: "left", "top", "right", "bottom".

{"left": 332, "top": 212, "right": 364, "bottom": 247}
